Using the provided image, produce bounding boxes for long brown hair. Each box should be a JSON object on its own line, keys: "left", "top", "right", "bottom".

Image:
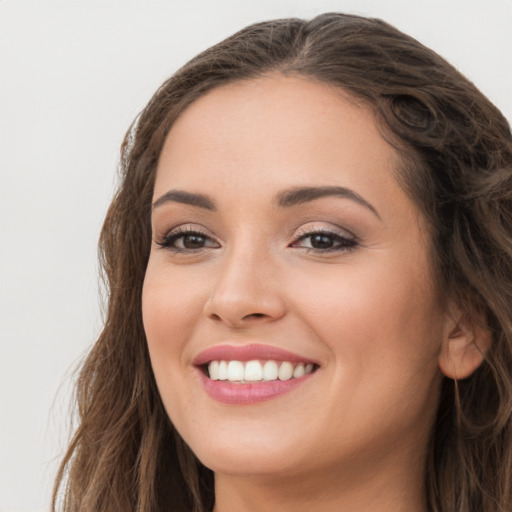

{"left": 53, "top": 13, "right": 512, "bottom": 512}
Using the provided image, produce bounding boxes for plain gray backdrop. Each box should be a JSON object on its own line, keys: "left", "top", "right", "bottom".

{"left": 1, "top": 0, "right": 511, "bottom": 510}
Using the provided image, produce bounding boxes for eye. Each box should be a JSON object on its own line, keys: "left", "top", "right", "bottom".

{"left": 291, "top": 230, "right": 357, "bottom": 252}
{"left": 156, "top": 227, "right": 219, "bottom": 252}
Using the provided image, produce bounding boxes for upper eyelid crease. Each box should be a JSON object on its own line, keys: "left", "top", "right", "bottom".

{"left": 294, "top": 222, "right": 356, "bottom": 238}
{"left": 155, "top": 228, "right": 219, "bottom": 250}
{"left": 156, "top": 226, "right": 357, "bottom": 253}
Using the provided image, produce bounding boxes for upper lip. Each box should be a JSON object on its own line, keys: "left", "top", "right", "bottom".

{"left": 193, "top": 344, "right": 319, "bottom": 366}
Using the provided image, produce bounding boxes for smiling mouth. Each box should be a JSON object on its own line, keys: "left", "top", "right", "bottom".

{"left": 204, "top": 360, "right": 318, "bottom": 383}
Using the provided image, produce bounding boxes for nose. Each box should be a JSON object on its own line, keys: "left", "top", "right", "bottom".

{"left": 204, "top": 248, "right": 287, "bottom": 329}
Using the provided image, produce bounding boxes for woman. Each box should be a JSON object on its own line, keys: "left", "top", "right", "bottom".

{"left": 53, "top": 13, "right": 512, "bottom": 512}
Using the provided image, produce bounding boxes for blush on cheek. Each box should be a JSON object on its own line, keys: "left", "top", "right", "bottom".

{"left": 142, "top": 272, "right": 204, "bottom": 368}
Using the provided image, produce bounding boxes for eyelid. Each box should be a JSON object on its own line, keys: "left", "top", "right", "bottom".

{"left": 292, "top": 222, "right": 356, "bottom": 241}
{"left": 154, "top": 224, "right": 220, "bottom": 252}
{"left": 154, "top": 222, "right": 359, "bottom": 254}
{"left": 155, "top": 222, "right": 215, "bottom": 239}
{"left": 290, "top": 223, "right": 359, "bottom": 253}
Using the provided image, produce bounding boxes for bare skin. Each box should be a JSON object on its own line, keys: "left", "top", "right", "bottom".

{"left": 142, "top": 75, "right": 486, "bottom": 512}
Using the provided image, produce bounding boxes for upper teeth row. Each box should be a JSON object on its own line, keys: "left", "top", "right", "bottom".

{"left": 208, "top": 360, "right": 314, "bottom": 382}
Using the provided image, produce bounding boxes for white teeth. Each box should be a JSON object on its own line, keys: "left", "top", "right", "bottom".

{"left": 244, "top": 360, "right": 263, "bottom": 381}
{"left": 209, "top": 360, "right": 219, "bottom": 380}
{"left": 278, "top": 361, "right": 294, "bottom": 381}
{"left": 262, "top": 360, "right": 278, "bottom": 381}
{"left": 207, "top": 359, "right": 315, "bottom": 382}
{"left": 218, "top": 361, "right": 228, "bottom": 380}
{"left": 293, "top": 363, "right": 305, "bottom": 378}
{"left": 227, "top": 360, "right": 244, "bottom": 381}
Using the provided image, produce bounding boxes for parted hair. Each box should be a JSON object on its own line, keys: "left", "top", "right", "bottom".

{"left": 53, "top": 13, "right": 512, "bottom": 512}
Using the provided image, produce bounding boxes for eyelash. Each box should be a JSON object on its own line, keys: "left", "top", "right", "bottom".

{"left": 155, "top": 226, "right": 218, "bottom": 253}
{"left": 292, "top": 229, "right": 358, "bottom": 253}
{"left": 155, "top": 227, "right": 358, "bottom": 254}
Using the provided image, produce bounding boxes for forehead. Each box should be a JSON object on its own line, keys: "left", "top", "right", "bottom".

{"left": 155, "top": 75, "right": 404, "bottom": 217}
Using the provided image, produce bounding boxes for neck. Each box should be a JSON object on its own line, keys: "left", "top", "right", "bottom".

{"left": 212, "top": 447, "right": 429, "bottom": 512}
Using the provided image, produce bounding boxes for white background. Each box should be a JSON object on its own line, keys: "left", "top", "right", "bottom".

{"left": 1, "top": 1, "right": 511, "bottom": 510}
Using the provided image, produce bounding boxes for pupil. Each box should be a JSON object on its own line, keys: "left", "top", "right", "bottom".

{"left": 311, "top": 234, "right": 333, "bottom": 249}
{"left": 183, "top": 234, "right": 205, "bottom": 249}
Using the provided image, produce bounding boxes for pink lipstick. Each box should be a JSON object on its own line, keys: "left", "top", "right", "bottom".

{"left": 193, "top": 344, "right": 319, "bottom": 405}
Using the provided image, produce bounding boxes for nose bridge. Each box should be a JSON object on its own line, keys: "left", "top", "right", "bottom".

{"left": 205, "top": 233, "right": 285, "bottom": 326}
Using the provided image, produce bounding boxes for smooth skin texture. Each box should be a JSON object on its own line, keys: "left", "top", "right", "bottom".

{"left": 142, "top": 75, "right": 486, "bottom": 512}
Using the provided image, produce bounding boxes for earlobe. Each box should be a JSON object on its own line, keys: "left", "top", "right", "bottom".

{"left": 438, "top": 312, "right": 492, "bottom": 380}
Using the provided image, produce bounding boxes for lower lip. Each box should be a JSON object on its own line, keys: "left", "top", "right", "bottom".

{"left": 197, "top": 369, "right": 315, "bottom": 405}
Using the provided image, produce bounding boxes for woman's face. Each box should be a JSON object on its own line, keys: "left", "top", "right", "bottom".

{"left": 143, "top": 75, "right": 450, "bottom": 481}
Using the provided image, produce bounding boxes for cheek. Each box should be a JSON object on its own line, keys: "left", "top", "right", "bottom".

{"left": 287, "top": 256, "right": 443, "bottom": 375}
{"left": 142, "top": 265, "right": 205, "bottom": 368}
{"left": 141, "top": 264, "right": 211, "bottom": 431}
{"left": 290, "top": 261, "right": 444, "bottom": 446}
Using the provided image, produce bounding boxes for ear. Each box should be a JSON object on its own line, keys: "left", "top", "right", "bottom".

{"left": 438, "top": 306, "right": 492, "bottom": 380}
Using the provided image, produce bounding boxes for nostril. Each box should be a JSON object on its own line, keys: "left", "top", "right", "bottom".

{"left": 243, "top": 313, "right": 266, "bottom": 320}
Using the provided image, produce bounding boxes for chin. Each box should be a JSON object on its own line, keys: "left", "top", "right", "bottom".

{"left": 183, "top": 429, "right": 306, "bottom": 477}
{"left": 199, "top": 450, "right": 296, "bottom": 478}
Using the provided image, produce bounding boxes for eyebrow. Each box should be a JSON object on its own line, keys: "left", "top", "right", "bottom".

{"left": 152, "top": 185, "right": 380, "bottom": 219}
{"left": 152, "top": 190, "right": 217, "bottom": 211}
{"left": 275, "top": 186, "right": 381, "bottom": 219}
